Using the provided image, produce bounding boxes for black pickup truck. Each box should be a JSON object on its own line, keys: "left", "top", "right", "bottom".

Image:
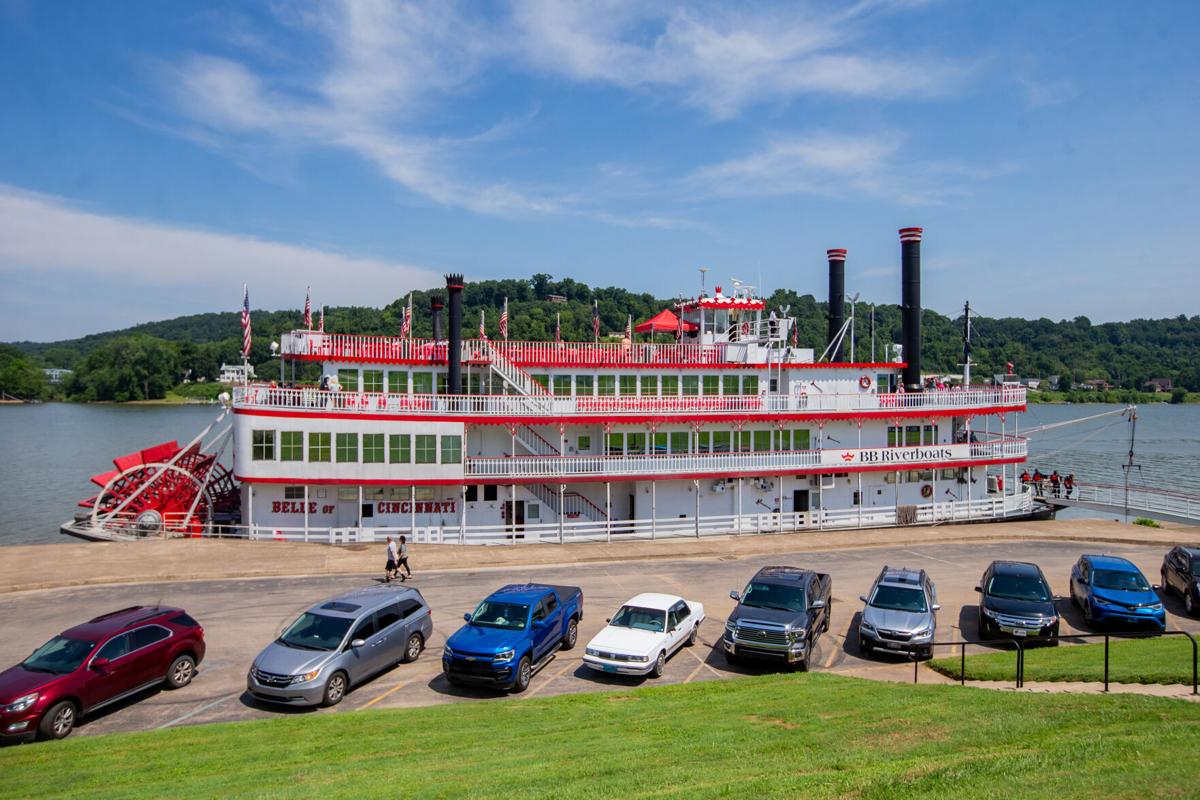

{"left": 722, "top": 566, "right": 831, "bottom": 670}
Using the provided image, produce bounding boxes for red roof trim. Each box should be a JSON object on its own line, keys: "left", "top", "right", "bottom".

{"left": 286, "top": 352, "right": 905, "bottom": 371}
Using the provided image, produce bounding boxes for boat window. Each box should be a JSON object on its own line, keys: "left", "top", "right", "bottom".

{"left": 362, "top": 433, "right": 385, "bottom": 464}
{"left": 414, "top": 435, "right": 437, "bottom": 464}
{"left": 309, "top": 432, "right": 331, "bottom": 462}
{"left": 336, "top": 432, "right": 358, "bottom": 463}
{"left": 703, "top": 375, "right": 720, "bottom": 396}
{"left": 362, "top": 370, "right": 383, "bottom": 393}
{"left": 252, "top": 430, "right": 275, "bottom": 461}
{"left": 722, "top": 375, "right": 738, "bottom": 396}
{"left": 337, "top": 369, "right": 359, "bottom": 392}
{"left": 387, "top": 370, "right": 409, "bottom": 394}
{"left": 640, "top": 375, "right": 658, "bottom": 396}
{"left": 413, "top": 372, "right": 433, "bottom": 394}
{"left": 575, "top": 375, "right": 593, "bottom": 396}
{"left": 553, "top": 375, "right": 571, "bottom": 396}
{"left": 620, "top": 375, "right": 637, "bottom": 396}
{"left": 743, "top": 375, "right": 758, "bottom": 394}
{"left": 440, "top": 435, "right": 462, "bottom": 464}
{"left": 389, "top": 434, "right": 411, "bottom": 464}
{"left": 661, "top": 375, "right": 679, "bottom": 396}
{"left": 682, "top": 376, "right": 699, "bottom": 396}
{"left": 598, "top": 375, "right": 616, "bottom": 397}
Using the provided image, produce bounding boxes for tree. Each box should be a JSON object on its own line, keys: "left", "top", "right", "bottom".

{"left": 0, "top": 344, "right": 49, "bottom": 400}
{"left": 70, "top": 335, "right": 180, "bottom": 401}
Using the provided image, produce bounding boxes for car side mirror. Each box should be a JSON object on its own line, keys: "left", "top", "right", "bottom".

{"left": 90, "top": 657, "right": 109, "bottom": 671}
{"left": 1153, "top": 584, "right": 1162, "bottom": 591}
{"left": 810, "top": 600, "right": 826, "bottom": 609}
{"left": 858, "top": 595, "right": 868, "bottom": 603}
{"left": 463, "top": 612, "right": 472, "bottom": 622}
{"left": 729, "top": 590, "right": 740, "bottom": 601}
{"left": 350, "top": 638, "right": 366, "bottom": 649}
{"left": 605, "top": 618, "right": 611, "bottom": 623}
{"left": 974, "top": 586, "right": 982, "bottom": 593}
{"left": 932, "top": 604, "right": 942, "bottom": 612}
{"left": 534, "top": 618, "right": 548, "bottom": 629}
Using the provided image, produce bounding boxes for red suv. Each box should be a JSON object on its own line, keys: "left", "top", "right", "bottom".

{"left": 0, "top": 605, "right": 205, "bottom": 742}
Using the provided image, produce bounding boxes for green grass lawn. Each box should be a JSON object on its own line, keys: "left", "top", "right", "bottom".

{"left": 929, "top": 636, "right": 1198, "bottom": 685}
{"left": 2, "top": 673, "right": 1199, "bottom": 799}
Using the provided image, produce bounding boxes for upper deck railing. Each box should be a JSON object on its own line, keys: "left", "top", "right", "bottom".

{"left": 232, "top": 384, "right": 1026, "bottom": 419}
{"left": 281, "top": 332, "right": 830, "bottom": 368}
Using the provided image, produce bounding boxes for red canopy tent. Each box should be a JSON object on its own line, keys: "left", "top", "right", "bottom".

{"left": 634, "top": 308, "right": 697, "bottom": 335}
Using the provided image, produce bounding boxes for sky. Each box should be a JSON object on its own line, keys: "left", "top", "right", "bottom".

{"left": 2, "top": 0, "right": 1198, "bottom": 342}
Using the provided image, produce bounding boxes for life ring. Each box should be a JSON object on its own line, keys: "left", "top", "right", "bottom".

{"left": 740, "top": 321, "right": 751, "bottom": 336}
{"left": 859, "top": 375, "right": 872, "bottom": 389}
{"left": 920, "top": 484, "right": 933, "bottom": 499}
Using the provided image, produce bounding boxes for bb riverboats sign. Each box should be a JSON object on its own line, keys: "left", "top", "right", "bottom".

{"left": 819, "top": 444, "right": 969, "bottom": 467}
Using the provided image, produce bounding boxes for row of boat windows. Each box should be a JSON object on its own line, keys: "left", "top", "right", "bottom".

{"left": 250, "top": 425, "right": 940, "bottom": 462}
{"left": 251, "top": 431, "right": 462, "bottom": 464}
{"left": 282, "top": 486, "right": 444, "bottom": 502}
{"left": 335, "top": 369, "right": 769, "bottom": 397}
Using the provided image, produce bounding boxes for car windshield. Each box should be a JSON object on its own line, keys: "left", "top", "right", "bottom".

{"left": 870, "top": 585, "right": 928, "bottom": 613}
{"left": 1092, "top": 568, "right": 1150, "bottom": 592}
{"left": 277, "top": 612, "right": 353, "bottom": 651}
{"left": 1190, "top": 559, "right": 1199, "bottom": 577}
{"left": 740, "top": 582, "right": 806, "bottom": 613}
{"left": 22, "top": 636, "right": 95, "bottom": 674}
{"left": 987, "top": 574, "right": 1051, "bottom": 602}
{"left": 609, "top": 605, "right": 666, "bottom": 632}
{"left": 469, "top": 601, "right": 529, "bottom": 630}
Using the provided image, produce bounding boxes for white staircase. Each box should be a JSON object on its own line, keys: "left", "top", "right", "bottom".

{"left": 514, "top": 424, "right": 560, "bottom": 456}
{"left": 527, "top": 483, "right": 607, "bottom": 522}
{"left": 480, "top": 340, "right": 552, "bottom": 400}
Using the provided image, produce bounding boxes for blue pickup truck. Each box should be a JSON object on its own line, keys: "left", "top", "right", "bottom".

{"left": 442, "top": 584, "right": 583, "bottom": 693}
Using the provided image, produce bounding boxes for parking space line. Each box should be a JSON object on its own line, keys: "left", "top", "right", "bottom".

{"left": 157, "top": 693, "right": 238, "bottom": 729}
{"left": 524, "top": 659, "right": 578, "bottom": 698}
{"left": 360, "top": 678, "right": 415, "bottom": 709}
{"left": 683, "top": 644, "right": 723, "bottom": 680}
{"left": 902, "top": 549, "right": 961, "bottom": 566}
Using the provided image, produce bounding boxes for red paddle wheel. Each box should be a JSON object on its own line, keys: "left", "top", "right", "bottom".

{"left": 80, "top": 440, "right": 240, "bottom": 535}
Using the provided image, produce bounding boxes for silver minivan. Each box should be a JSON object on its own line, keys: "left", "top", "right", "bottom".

{"left": 248, "top": 585, "right": 432, "bottom": 707}
{"left": 857, "top": 566, "right": 940, "bottom": 660}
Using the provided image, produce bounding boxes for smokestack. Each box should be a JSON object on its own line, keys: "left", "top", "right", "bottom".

{"left": 826, "top": 248, "right": 847, "bottom": 362}
{"left": 899, "top": 227, "right": 923, "bottom": 391}
{"left": 445, "top": 275, "right": 464, "bottom": 394}
{"left": 430, "top": 295, "right": 445, "bottom": 341}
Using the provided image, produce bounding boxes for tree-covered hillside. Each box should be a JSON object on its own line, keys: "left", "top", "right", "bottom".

{"left": 5, "top": 273, "right": 1199, "bottom": 401}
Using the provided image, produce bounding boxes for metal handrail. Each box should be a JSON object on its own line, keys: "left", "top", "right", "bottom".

{"left": 915, "top": 638, "right": 1025, "bottom": 689}
{"left": 1043, "top": 631, "right": 1198, "bottom": 695}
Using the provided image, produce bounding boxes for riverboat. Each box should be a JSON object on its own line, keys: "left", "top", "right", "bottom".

{"left": 63, "top": 228, "right": 1036, "bottom": 544}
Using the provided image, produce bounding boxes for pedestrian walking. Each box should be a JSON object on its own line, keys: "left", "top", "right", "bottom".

{"left": 1032, "top": 468, "right": 1044, "bottom": 497}
{"left": 397, "top": 535, "right": 412, "bottom": 581}
{"left": 1050, "top": 471, "right": 1061, "bottom": 498}
{"left": 384, "top": 536, "right": 399, "bottom": 582}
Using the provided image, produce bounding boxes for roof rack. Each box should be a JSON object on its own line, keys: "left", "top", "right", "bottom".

{"left": 87, "top": 606, "right": 144, "bottom": 624}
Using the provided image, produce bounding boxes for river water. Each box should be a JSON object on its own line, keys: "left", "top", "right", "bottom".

{"left": 0, "top": 401, "right": 1196, "bottom": 546}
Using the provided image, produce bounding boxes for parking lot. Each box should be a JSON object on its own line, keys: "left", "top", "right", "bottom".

{"left": 1, "top": 538, "right": 1196, "bottom": 738}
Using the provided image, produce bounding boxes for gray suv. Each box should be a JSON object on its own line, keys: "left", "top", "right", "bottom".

{"left": 248, "top": 585, "right": 432, "bottom": 707}
{"left": 857, "top": 566, "right": 939, "bottom": 660}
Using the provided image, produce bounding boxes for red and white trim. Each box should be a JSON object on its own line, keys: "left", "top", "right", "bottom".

{"left": 899, "top": 227, "right": 924, "bottom": 242}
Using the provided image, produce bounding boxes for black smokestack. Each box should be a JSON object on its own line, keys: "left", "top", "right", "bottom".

{"left": 826, "top": 248, "right": 847, "bottom": 362}
{"left": 899, "top": 227, "right": 923, "bottom": 391}
{"left": 445, "top": 275, "right": 464, "bottom": 394}
{"left": 430, "top": 295, "right": 445, "bottom": 342}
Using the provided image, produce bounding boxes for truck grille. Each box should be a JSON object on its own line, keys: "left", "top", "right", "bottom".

{"left": 733, "top": 623, "right": 789, "bottom": 647}
{"left": 448, "top": 658, "right": 504, "bottom": 677}
{"left": 593, "top": 651, "right": 640, "bottom": 662}
{"left": 876, "top": 629, "right": 912, "bottom": 642}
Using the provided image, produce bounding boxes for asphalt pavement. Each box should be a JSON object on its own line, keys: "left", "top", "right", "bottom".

{"left": 1, "top": 539, "right": 1196, "bottom": 739}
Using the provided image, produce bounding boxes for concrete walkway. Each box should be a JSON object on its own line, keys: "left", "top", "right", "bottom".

{"left": 0, "top": 518, "right": 1187, "bottom": 594}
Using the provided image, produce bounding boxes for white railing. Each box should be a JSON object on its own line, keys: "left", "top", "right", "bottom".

{"left": 1030, "top": 481, "right": 1200, "bottom": 521}
{"left": 465, "top": 439, "right": 1027, "bottom": 480}
{"left": 526, "top": 483, "right": 607, "bottom": 522}
{"left": 232, "top": 385, "right": 1025, "bottom": 418}
{"left": 477, "top": 339, "right": 552, "bottom": 399}
{"left": 68, "top": 488, "right": 1033, "bottom": 545}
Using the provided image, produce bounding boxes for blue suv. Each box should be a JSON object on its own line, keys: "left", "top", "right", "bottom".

{"left": 1069, "top": 555, "right": 1165, "bottom": 631}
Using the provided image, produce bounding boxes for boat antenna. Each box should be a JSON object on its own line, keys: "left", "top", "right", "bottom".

{"left": 1121, "top": 406, "right": 1140, "bottom": 522}
{"left": 698, "top": 267, "right": 709, "bottom": 296}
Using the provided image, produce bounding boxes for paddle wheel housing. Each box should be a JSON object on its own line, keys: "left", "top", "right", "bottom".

{"left": 81, "top": 440, "right": 240, "bottom": 535}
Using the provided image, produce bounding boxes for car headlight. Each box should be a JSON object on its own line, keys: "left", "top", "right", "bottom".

{"left": 443, "top": 645, "right": 454, "bottom": 658}
{"left": 912, "top": 627, "right": 933, "bottom": 639}
{"left": 859, "top": 620, "right": 875, "bottom": 633}
{"left": 725, "top": 620, "right": 737, "bottom": 632}
{"left": 2, "top": 693, "right": 39, "bottom": 713}
{"left": 493, "top": 649, "right": 515, "bottom": 663}
{"left": 788, "top": 629, "right": 807, "bottom": 644}
{"left": 585, "top": 647, "right": 599, "bottom": 657}
{"left": 292, "top": 668, "right": 322, "bottom": 684}
{"left": 633, "top": 654, "right": 651, "bottom": 663}
{"left": 981, "top": 607, "right": 998, "bottom": 619}
{"left": 1042, "top": 615, "right": 1059, "bottom": 625}
{"left": 1148, "top": 604, "right": 1163, "bottom": 611}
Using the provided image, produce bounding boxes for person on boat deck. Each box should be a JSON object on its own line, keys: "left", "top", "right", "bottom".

{"left": 1032, "top": 469, "right": 1044, "bottom": 496}
{"left": 1020, "top": 469, "right": 1031, "bottom": 484}
{"left": 1064, "top": 473, "right": 1075, "bottom": 498}
{"left": 1049, "top": 471, "right": 1061, "bottom": 497}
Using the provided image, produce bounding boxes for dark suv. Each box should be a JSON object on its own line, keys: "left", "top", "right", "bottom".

{"left": 1161, "top": 545, "right": 1200, "bottom": 617}
{"left": 723, "top": 566, "right": 831, "bottom": 670}
{"left": 975, "top": 561, "right": 1059, "bottom": 643}
{"left": 0, "top": 606, "right": 205, "bottom": 742}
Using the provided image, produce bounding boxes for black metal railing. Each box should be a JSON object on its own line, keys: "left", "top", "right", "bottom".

{"left": 1047, "top": 631, "right": 1198, "bottom": 695}
{"left": 910, "top": 638, "right": 1026, "bottom": 689}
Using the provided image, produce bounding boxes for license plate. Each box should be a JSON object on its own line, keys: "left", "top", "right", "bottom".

{"left": 602, "top": 664, "right": 619, "bottom": 673}
{"left": 886, "top": 642, "right": 901, "bottom": 649}
{"left": 1011, "top": 628, "right": 1028, "bottom": 637}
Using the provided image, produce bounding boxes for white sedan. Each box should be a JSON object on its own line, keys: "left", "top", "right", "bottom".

{"left": 583, "top": 593, "right": 705, "bottom": 677}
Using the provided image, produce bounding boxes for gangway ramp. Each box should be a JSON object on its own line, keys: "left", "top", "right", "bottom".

{"left": 1035, "top": 482, "right": 1200, "bottom": 526}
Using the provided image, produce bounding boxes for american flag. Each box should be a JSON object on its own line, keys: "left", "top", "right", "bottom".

{"left": 240, "top": 284, "right": 252, "bottom": 357}
{"left": 675, "top": 308, "right": 683, "bottom": 341}
{"left": 479, "top": 309, "right": 487, "bottom": 339}
{"left": 499, "top": 297, "right": 509, "bottom": 340}
{"left": 400, "top": 293, "right": 412, "bottom": 338}
{"left": 555, "top": 312, "right": 561, "bottom": 343}
{"left": 303, "top": 286, "right": 312, "bottom": 329}
{"left": 790, "top": 316, "right": 798, "bottom": 347}
{"left": 592, "top": 300, "right": 600, "bottom": 342}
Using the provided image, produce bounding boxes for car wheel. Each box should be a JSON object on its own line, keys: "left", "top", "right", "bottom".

{"left": 402, "top": 633, "right": 423, "bottom": 663}
{"left": 796, "top": 656, "right": 810, "bottom": 673}
{"left": 1083, "top": 600, "right": 1094, "bottom": 627}
{"left": 686, "top": 625, "right": 699, "bottom": 646}
{"left": 1161, "top": 571, "right": 1171, "bottom": 597}
{"left": 512, "top": 656, "right": 532, "bottom": 693}
{"left": 857, "top": 636, "right": 870, "bottom": 656}
{"left": 724, "top": 651, "right": 740, "bottom": 666}
{"left": 321, "top": 672, "right": 348, "bottom": 707}
{"left": 1186, "top": 592, "right": 1196, "bottom": 616}
{"left": 445, "top": 674, "right": 464, "bottom": 688}
{"left": 651, "top": 651, "right": 666, "bottom": 678}
{"left": 822, "top": 611, "right": 830, "bottom": 634}
{"left": 39, "top": 701, "right": 77, "bottom": 740}
{"left": 560, "top": 618, "right": 578, "bottom": 651}
{"left": 165, "top": 654, "right": 196, "bottom": 689}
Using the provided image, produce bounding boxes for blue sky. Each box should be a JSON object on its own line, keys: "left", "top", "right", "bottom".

{"left": 2, "top": 0, "right": 1198, "bottom": 341}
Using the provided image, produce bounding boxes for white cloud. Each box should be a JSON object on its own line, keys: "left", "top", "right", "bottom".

{"left": 0, "top": 186, "right": 441, "bottom": 340}
{"left": 142, "top": 0, "right": 970, "bottom": 219}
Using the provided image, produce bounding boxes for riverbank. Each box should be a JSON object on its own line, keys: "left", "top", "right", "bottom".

{"left": 0, "top": 518, "right": 1186, "bottom": 595}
